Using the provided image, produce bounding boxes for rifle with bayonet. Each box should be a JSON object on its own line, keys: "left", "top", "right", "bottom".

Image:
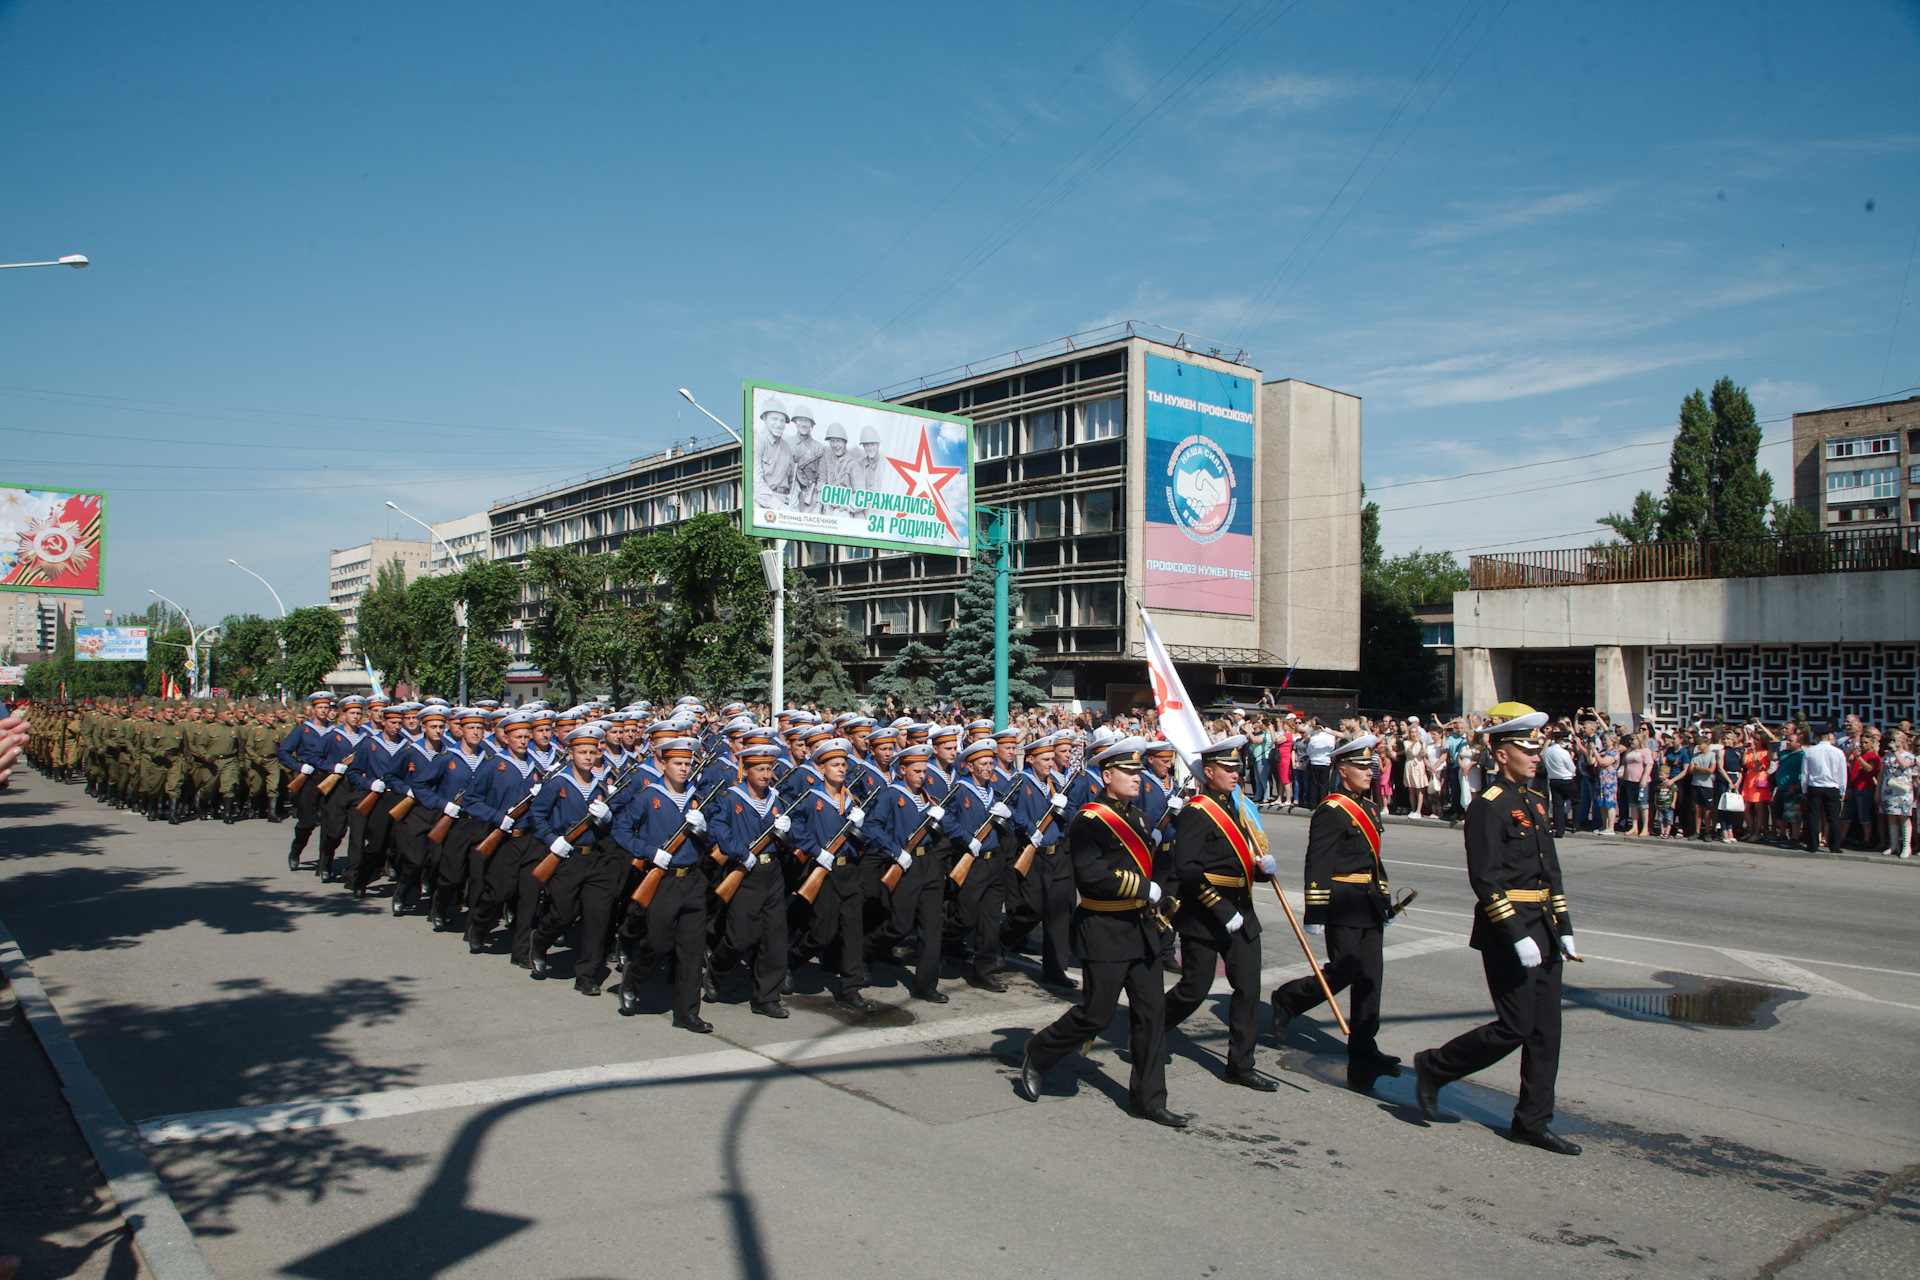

{"left": 528, "top": 761, "right": 648, "bottom": 885}
{"left": 947, "top": 778, "right": 1022, "bottom": 888}
{"left": 1011, "top": 764, "right": 1084, "bottom": 877}
{"left": 629, "top": 770, "right": 731, "bottom": 908}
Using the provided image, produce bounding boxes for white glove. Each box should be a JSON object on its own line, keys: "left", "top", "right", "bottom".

{"left": 1146, "top": 881, "right": 1163, "bottom": 905}
{"left": 847, "top": 806, "right": 865, "bottom": 828}
{"left": 967, "top": 837, "right": 983, "bottom": 856}
{"left": 497, "top": 812, "right": 516, "bottom": 832}
{"left": 549, "top": 837, "right": 572, "bottom": 857}
{"left": 1049, "top": 792, "right": 1068, "bottom": 811}
{"left": 530, "top": 783, "right": 542, "bottom": 796}
{"left": 989, "top": 801, "right": 1013, "bottom": 821}
{"left": 1306, "top": 923, "right": 1325, "bottom": 936}
{"left": 895, "top": 850, "right": 912, "bottom": 870}
{"left": 1166, "top": 795, "right": 1185, "bottom": 813}
{"left": 1514, "top": 936, "right": 1543, "bottom": 968}
{"left": 1256, "top": 853, "right": 1276, "bottom": 877}
{"left": 443, "top": 801, "right": 461, "bottom": 817}
{"left": 332, "top": 762, "right": 348, "bottom": 776}
{"left": 587, "top": 799, "right": 611, "bottom": 823}
{"left": 651, "top": 849, "right": 673, "bottom": 870}
{"left": 299, "top": 763, "right": 315, "bottom": 776}
{"left": 739, "top": 851, "right": 759, "bottom": 872}
{"left": 814, "top": 848, "right": 834, "bottom": 869}
{"left": 1560, "top": 934, "right": 1580, "bottom": 961}
{"left": 370, "top": 780, "right": 387, "bottom": 793}
{"left": 684, "top": 807, "right": 706, "bottom": 833}
{"left": 772, "top": 814, "right": 791, "bottom": 834}
{"left": 1225, "top": 912, "right": 1244, "bottom": 934}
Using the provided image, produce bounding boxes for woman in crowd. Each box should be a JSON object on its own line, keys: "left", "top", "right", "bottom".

{"left": 1246, "top": 718, "right": 1270, "bottom": 804}
{"left": 1457, "top": 730, "right": 1482, "bottom": 810}
{"left": 1622, "top": 732, "right": 1656, "bottom": 837}
{"left": 1402, "top": 722, "right": 1430, "bottom": 818}
{"left": 1741, "top": 722, "right": 1775, "bottom": 841}
{"left": 1594, "top": 730, "right": 1621, "bottom": 835}
{"left": 1272, "top": 715, "right": 1295, "bottom": 808}
{"left": 1772, "top": 726, "right": 1804, "bottom": 843}
{"left": 1881, "top": 728, "right": 1915, "bottom": 858}
{"left": 1845, "top": 730, "right": 1883, "bottom": 851}
{"left": 1713, "top": 726, "right": 1743, "bottom": 844}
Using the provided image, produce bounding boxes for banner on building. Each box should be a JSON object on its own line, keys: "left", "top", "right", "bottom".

{"left": 75, "top": 626, "right": 149, "bottom": 661}
{"left": 1140, "top": 355, "right": 1254, "bottom": 615}
{"left": 741, "top": 381, "right": 974, "bottom": 556}
{"left": 0, "top": 666, "right": 24, "bottom": 686}
{"left": 0, "top": 486, "right": 106, "bottom": 595}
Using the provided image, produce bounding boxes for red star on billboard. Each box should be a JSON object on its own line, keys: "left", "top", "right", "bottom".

{"left": 887, "top": 425, "right": 965, "bottom": 542}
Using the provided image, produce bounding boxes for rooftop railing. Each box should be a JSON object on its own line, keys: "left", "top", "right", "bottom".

{"left": 1469, "top": 527, "right": 1920, "bottom": 591}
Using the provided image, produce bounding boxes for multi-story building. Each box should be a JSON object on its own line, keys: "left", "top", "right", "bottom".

{"left": 485, "top": 321, "right": 1360, "bottom": 710}
{"left": 1792, "top": 393, "right": 1920, "bottom": 542}
{"left": 429, "top": 511, "right": 492, "bottom": 573}
{"left": 327, "top": 538, "right": 431, "bottom": 682}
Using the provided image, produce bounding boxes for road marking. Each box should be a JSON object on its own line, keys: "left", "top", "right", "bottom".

{"left": 1382, "top": 858, "right": 1471, "bottom": 872}
{"left": 1716, "top": 950, "right": 1881, "bottom": 1001}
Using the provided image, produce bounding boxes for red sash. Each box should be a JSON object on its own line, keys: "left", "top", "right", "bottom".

{"left": 1322, "top": 792, "right": 1382, "bottom": 864}
{"left": 1081, "top": 802, "right": 1154, "bottom": 881}
{"left": 1189, "top": 795, "right": 1257, "bottom": 880}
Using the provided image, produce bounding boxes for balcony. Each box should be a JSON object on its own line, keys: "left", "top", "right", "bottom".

{"left": 1469, "top": 529, "right": 1920, "bottom": 591}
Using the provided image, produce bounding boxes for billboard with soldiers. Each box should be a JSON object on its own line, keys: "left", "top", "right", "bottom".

{"left": 0, "top": 485, "right": 106, "bottom": 595}
{"left": 1140, "top": 354, "right": 1254, "bottom": 616}
{"left": 741, "top": 380, "right": 974, "bottom": 556}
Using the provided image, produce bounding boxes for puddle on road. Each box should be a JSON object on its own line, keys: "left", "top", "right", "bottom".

{"left": 1571, "top": 971, "right": 1803, "bottom": 1029}
{"left": 785, "top": 993, "right": 916, "bottom": 1028}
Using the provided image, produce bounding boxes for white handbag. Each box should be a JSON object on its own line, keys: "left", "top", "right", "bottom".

{"left": 1717, "top": 791, "right": 1745, "bottom": 812}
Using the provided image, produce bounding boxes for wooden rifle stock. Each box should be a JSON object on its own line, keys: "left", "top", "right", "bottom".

{"left": 1012, "top": 766, "right": 1084, "bottom": 876}
{"left": 713, "top": 823, "right": 783, "bottom": 903}
{"left": 354, "top": 786, "right": 383, "bottom": 817}
{"left": 948, "top": 779, "right": 1022, "bottom": 888}
{"left": 476, "top": 760, "right": 562, "bottom": 860}
{"left": 315, "top": 752, "right": 355, "bottom": 796}
{"left": 426, "top": 787, "right": 466, "bottom": 845}
{"left": 630, "top": 777, "right": 728, "bottom": 906}
{"left": 286, "top": 770, "right": 309, "bottom": 796}
{"left": 388, "top": 793, "right": 417, "bottom": 821}
{"left": 880, "top": 802, "right": 943, "bottom": 892}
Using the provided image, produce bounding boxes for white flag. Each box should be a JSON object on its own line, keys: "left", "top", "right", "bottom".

{"left": 1137, "top": 604, "right": 1210, "bottom": 766}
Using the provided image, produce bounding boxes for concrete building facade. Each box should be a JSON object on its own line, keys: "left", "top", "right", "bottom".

{"left": 1792, "top": 393, "right": 1920, "bottom": 541}
{"left": 328, "top": 537, "right": 432, "bottom": 672}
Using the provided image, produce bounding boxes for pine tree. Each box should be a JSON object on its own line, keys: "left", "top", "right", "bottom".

{"left": 782, "top": 570, "right": 862, "bottom": 710}
{"left": 938, "top": 563, "right": 1049, "bottom": 715}
{"left": 1703, "top": 377, "right": 1771, "bottom": 540}
{"left": 1657, "top": 389, "right": 1715, "bottom": 541}
{"left": 1597, "top": 490, "right": 1664, "bottom": 544}
{"left": 869, "top": 640, "right": 942, "bottom": 714}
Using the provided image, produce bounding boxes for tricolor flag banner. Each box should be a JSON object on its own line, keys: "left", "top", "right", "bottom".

{"left": 1138, "top": 604, "right": 1210, "bottom": 766}
{"left": 162, "top": 672, "right": 183, "bottom": 700}
{"left": 364, "top": 655, "right": 385, "bottom": 700}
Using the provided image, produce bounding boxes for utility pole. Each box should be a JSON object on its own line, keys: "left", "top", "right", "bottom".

{"left": 983, "top": 508, "right": 1011, "bottom": 726}
{"left": 760, "top": 544, "right": 785, "bottom": 715}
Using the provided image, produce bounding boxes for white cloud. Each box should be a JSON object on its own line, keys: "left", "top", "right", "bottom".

{"left": 1208, "top": 71, "right": 1359, "bottom": 117}
{"left": 1415, "top": 188, "right": 1621, "bottom": 246}
{"left": 1360, "top": 346, "right": 1719, "bottom": 409}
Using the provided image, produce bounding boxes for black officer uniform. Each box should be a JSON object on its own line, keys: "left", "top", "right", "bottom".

{"left": 1164, "top": 736, "right": 1274, "bottom": 1088}
{"left": 1019, "top": 739, "right": 1182, "bottom": 1126}
{"left": 1415, "top": 709, "right": 1581, "bottom": 1155}
{"left": 1270, "top": 734, "right": 1399, "bottom": 1085}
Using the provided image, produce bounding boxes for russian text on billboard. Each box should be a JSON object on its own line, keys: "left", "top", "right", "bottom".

{"left": 1141, "top": 355, "right": 1253, "bottom": 615}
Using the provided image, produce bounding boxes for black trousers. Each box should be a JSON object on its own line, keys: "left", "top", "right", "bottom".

{"left": 872, "top": 851, "right": 944, "bottom": 992}
{"left": 1804, "top": 785, "right": 1844, "bottom": 852}
{"left": 318, "top": 782, "right": 355, "bottom": 861}
{"left": 1423, "top": 944, "right": 1562, "bottom": 1134}
{"left": 467, "top": 832, "right": 540, "bottom": 962}
{"left": 346, "top": 790, "right": 400, "bottom": 890}
{"left": 389, "top": 809, "right": 434, "bottom": 903}
{"left": 288, "top": 776, "right": 324, "bottom": 857}
{"left": 534, "top": 846, "right": 622, "bottom": 980}
{"left": 1165, "top": 927, "right": 1262, "bottom": 1074}
{"left": 1003, "top": 847, "right": 1074, "bottom": 980}
{"left": 622, "top": 869, "right": 708, "bottom": 1021}
{"left": 796, "top": 858, "right": 868, "bottom": 998}
{"left": 433, "top": 817, "right": 482, "bottom": 918}
{"left": 1027, "top": 953, "right": 1168, "bottom": 1113}
{"left": 1305, "top": 764, "right": 1331, "bottom": 808}
{"left": 1548, "top": 779, "right": 1578, "bottom": 835}
{"left": 945, "top": 852, "right": 1005, "bottom": 980}
{"left": 1272, "top": 923, "right": 1384, "bottom": 1060}
{"left": 713, "top": 859, "right": 789, "bottom": 1008}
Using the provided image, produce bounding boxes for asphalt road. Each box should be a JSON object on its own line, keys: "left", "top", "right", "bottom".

{"left": 3, "top": 771, "right": 1916, "bottom": 1280}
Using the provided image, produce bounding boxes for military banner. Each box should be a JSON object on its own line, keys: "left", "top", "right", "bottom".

{"left": 75, "top": 626, "right": 148, "bottom": 661}
{"left": 741, "top": 381, "right": 973, "bottom": 556}
{"left": 1, "top": 485, "right": 106, "bottom": 595}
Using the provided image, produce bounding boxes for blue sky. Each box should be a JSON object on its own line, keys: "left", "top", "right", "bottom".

{"left": 3, "top": 0, "right": 1916, "bottom": 626}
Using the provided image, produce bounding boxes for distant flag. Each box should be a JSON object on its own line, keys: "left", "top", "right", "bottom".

{"left": 1136, "top": 604, "right": 1210, "bottom": 766}
{"left": 161, "top": 672, "right": 183, "bottom": 700}
{"left": 1279, "top": 658, "right": 1299, "bottom": 690}
{"left": 364, "top": 655, "right": 385, "bottom": 700}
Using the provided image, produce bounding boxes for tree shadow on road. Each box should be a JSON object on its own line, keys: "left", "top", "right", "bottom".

{"left": 0, "top": 819, "right": 111, "bottom": 861}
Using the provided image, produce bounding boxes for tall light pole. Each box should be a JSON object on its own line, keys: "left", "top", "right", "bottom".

{"left": 149, "top": 589, "right": 220, "bottom": 698}
{"left": 682, "top": 388, "right": 783, "bottom": 710}
{"left": 227, "top": 558, "right": 288, "bottom": 618}
{"left": 0, "top": 254, "right": 88, "bottom": 271}
{"left": 386, "top": 500, "right": 470, "bottom": 705}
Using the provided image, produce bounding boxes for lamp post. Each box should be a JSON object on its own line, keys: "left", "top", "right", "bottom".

{"left": 148, "top": 589, "right": 220, "bottom": 698}
{"left": 0, "top": 254, "right": 88, "bottom": 271}
{"left": 684, "top": 388, "right": 783, "bottom": 710}
{"left": 386, "top": 500, "right": 470, "bottom": 705}
{"left": 226, "top": 558, "right": 287, "bottom": 618}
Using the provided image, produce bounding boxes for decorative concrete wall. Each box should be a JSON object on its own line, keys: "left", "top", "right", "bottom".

{"left": 1647, "top": 643, "right": 1917, "bottom": 725}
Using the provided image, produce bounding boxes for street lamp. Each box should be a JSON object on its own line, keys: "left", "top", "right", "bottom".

{"left": 683, "top": 388, "right": 782, "bottom": 710}
{"left": 149, "top": 588, "right": 220, "bottom": 698}
{"left": 0, "top": 254, "right": 88, "bottom": 270}
{"left": 385, "top": 499, "right": 470, "bottom": 705}
{"left": 227, "top": 558, "right": 288, "bottom": 618}
{"left": 677, "top": 388, "right": 743, "bottom": 444}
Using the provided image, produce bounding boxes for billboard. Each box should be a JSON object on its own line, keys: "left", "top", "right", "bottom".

{"left": 741, "top": 381, "right": 973, "bottom": 556}
{"left": 0, "top": 666, "right": 24, "bottom": 686}
{"left": 1141, "top": 354, "right": 1254, "bottom": 615}
{"left": 76, "top": 626, "right": 148, "bottom": 661}
{"left": 1, "top": 486, "right": 106, "bottom": 595}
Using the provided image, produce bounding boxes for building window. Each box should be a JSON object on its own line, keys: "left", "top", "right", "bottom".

{"left": 844, "top": 544, "right": 872, "bottom": 560}
{"left": 804, "top": 541, "right": 831, "bottom": 565}
{"left": 1828, "top": 435, "right": 1896, "bottom": 460}
{"left": 843, "top": 601, "right": 865, "bottom": 633}
{"left": 977, "top": 420, "right": 1014, "bottom": 459}
{"left": 1910, "top": 464, "right": 1920, "bottom": 487}
{"left": 1828, "top": 468, "right": 1898, "bottom": 502}
{"left": 1022, "top": 497, "right": 1063, "bottom": 540}
{"left": 1022, "top": 586, "right": 1058, "bottom": 627}
{"left": 874, "top": 596, "right": 911, "bottom": 634}
{"left": 1074, "top": 584, "right": 1119, "bottom": 627}
{"left": 1078, "top": 397, "right": 1123, "bottom": 441}
{"left": 1079, "top": 489, "right": 1118, "bottom": 533}
{"left": 1027, "top": 410, "right": 1061, "bottom": 452}
{"left": 924, "top": 593, "right": 955, "bottom": 632}
{"left": 1421, "top": 621, "right": 1455, "bottom": 646}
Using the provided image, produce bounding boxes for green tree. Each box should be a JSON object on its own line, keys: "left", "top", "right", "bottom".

{"left": 1597, "top": 490, "right": 1664, "bottom": 544}
{"left": 1771, "top": 499, "right": 1816, "bottom": 541}
{"left": 524, "top": 544, "right": 611, "bottom": 706}
{"left": 1369, "top": 549, "right": 1468, "bottom": 607}
{"left": 210, "top": 613, "right": 282, "bottom": 698}
{"left": 274, "top": 605, "right": 345, "bottom": 700}
{"left": 870, "top": 640, "right": 942, "bottom": 713}
{"left": 1358, "top": 578, "right": 1440, "bottom": 713}
{"left": 615, "top": 513, "right": 769, "bottom": 702}
{"left": 1359, "top": 483, "right": 1382, "bottom": 572}
{"left": 938, "top": 562, "right": 1048, "bottom": 714}
{"left": 146, "top": 624, "right": 192, "bottom": 698}
{"left": 1657, "top": 389, "right": 1715, "bottom": 541}
{"left": 451, "top": 558, "right": 523, "bottom": 700}
{"left": 782, "top": 570, "right": 863, "bottom": 710}
{"left": 356, "top": 558, "right": 418, "bottom": 689}
{"left": 1702, "top": 377, "right": 1771, "bottom": 540}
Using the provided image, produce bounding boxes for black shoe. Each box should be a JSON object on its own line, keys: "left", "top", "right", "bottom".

{"left": 702, "top": 971, "right": 719, "bottom": 1003}
{"left": 780, "top": 975, "right": 795, "bottom": 995}
{"left": 618, "top": 972, "right": 641, "bottom": 1016}
{"left": 1413, "top": 1050, "right": 1445, "bottom": 1121}
{"left": 1162, "top": 956, "right": 1182, "bottom": 974}
{"left": 509, "top": 953, "right": 532, "bottom": 971}
{"left": 529, "top": 945, "right": 550, "bottom": 980}
{"left": 1508, "top": 1124, "right": 1581, "bottom": 1155}
{"left": 351, "top": 882, "right": 368, "bottom": 899}
{"left": 391, "top": 891, "right": 406, "bottom": 918}
{"left": 1269, "top": 993, "right": 1292, "bottom": 1047}
{"left": 834, "top": 992, "right": 876, "bottom": 1014}
{"left": 1224, "top": 1069, "right": 1277, "bottom": 1092}
{"left": 465, "top": 931, "right": 486, "bottom": 955}
{"left": 912, "top": 985, "right": 948, "bottom": 1004}
{"left": 1129, "top": 1106, "right": 1190, "bottom": 1128}
{"left": 967, "top": 973, "right": 1009, "bottom": 994}
{"left": 674, "top": 1013, "right": 714, "bottom": 1034}
{"left": 752, "top": 1001, "right": 790, "bottom": 1019}
{"left": 575, "top": 976, "right": 601, "bottom": 997}
{"left": 1017, "top": 1045, "right": 1043, "bottom": 1102}
{"left": 1040, "top": 971, "right": 1078, "bottom": 991}
{"left": 1353, "top": 1048, "right": 1402, "bottom": 1072}
{"left": 287, "top": 846, "right": 301, "bottom": 872}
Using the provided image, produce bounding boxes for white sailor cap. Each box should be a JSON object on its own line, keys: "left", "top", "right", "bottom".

{"left": 564, "top": 724, "right": 606, "bottom": 745}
